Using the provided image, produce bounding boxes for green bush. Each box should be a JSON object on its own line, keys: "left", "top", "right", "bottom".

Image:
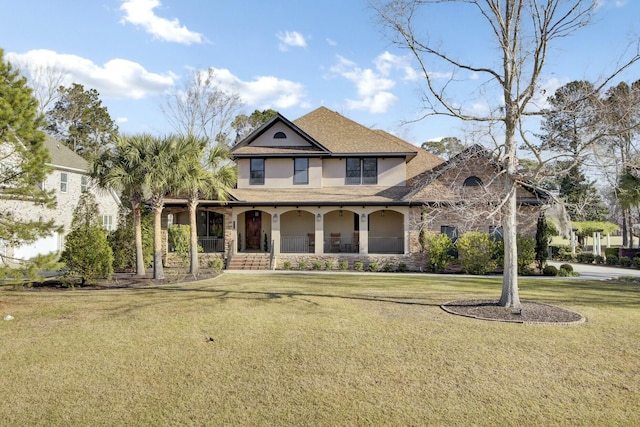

{"left": 517, "top": 235, "right": 536, "bottom": 275}
{"left": 604, "top": 247, "right": 619, "bottom": 259}
{"left": 397, "top": 263, "right": 408, "bottom": 272}
{"left": 208, "top": 257, "right": 224, "bottom": 273}
{"left": 620, "top": 256, "right": 632, "bottom": 267}
{"left": 633, "top": 257, "right": 640, "bottom": 269}
{"left": 283, "top": 261, "right": 292, "bottom": 270}
{"left": 108, "top": 206, "right": 153, "bottom": 270}
{"left": 382, "top": 263, "right": 394, "bottom": 272}
{"left": 577, "top": 253, "right": 595, "bottom": 264}
{"left": 552, "top": 245, "right": 575, "bottom": 262}
{"left": 559, "top": 263, "right": 573, "bottom": 273}
{"left": 168, "top": 224, "right": 191, "bottom": 266}
{"left": 354, "top": 262, "right": 364, "bottom": 271}
{"left": 606, "top": 255, "right": 619, "bottom": 266}
{"left": 312, "top": 261, "right": 322, "bottom": 270}
{"left": 339, "top": 261, "right": 348, "bottom": 270}
{"left": 298, "top": 261, "right": 308, "bottom": 270}
{"left": 456, "top": 232, "right": 497, "bottom": 275}
{"left": 542, "top": 265, "right": 558, "bottom": 276}
{"left": 368, "top": 262, "right": 379, "bottom": 272}
{"left": 594, "top": 255, "right": 605, "bottom": 265}
{"left": 425, "top": 233, "right": 453, "bottom": 272}
{"left": 324, "top": 261, "right": 333, "bottom": 271}
{"left": 558, "top": 267, "right": 578, "bottom": 277}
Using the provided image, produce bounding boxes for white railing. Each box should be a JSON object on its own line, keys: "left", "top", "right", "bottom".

{"left": 281, "top": 236, "right": 313, "bottom": 253}
{"left": 368, "top": 237, "right": 403, "bottom": 254}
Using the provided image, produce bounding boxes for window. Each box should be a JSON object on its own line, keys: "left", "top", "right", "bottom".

{"left": 463, "top": 176, "right": 483, "bottom": 186}
{"left": 274, "top": 131, "right": 287, "bottom": 139}
{"left": 81, "top": 175, "right": 88, "bottom": 192}
{"left": 441, "top": 225, "right": 458, "bottom": 242}
{"left": 346, "top": 158, "right": 377, "bottom": 185}
{"left": 293, "top": 158, "right": 308, "bottom": 184}
{"left": 250, "top": 159, "right": 265, "bottom": 185}
{"left": 101, "top": 215, "right": 114, "bottom": 231}
{"left": 489, "top": 225, "right": 503, "bottom": 240}
{"left": 60, "top": 173, "right": 68, "bottom": 193}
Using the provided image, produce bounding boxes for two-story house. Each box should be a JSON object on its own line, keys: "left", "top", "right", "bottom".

{"left": 0, "top": 135, "right": 121, "bottom": 264}
{"left": 163, "top": 107, "right": 546, "bottom": 270}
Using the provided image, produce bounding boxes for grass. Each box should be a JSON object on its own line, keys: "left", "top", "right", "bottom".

{"left": 1, "top": 273, "right": 639, "bottom": 426}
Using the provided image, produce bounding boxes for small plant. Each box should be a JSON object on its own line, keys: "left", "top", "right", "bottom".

{"left": 312, "top": 261, "right": 322, "bottom": 270}
{"left": 542, "top": 265, "right": 558, "bottom": 276}
{"left": 382, "top": 263, "right": 394, "bottom": 272}
{"left": 559, "top": 263, "right": 573, "bottom": 273}
{"left": 339, "top": 261, "right": 349, "bottom": 270}
{"left": 324, "top": 261, "right": 333, "bottom": 270}
{"left": 368, "top": 262, "right": 379, "bottom": 272}
{"left": 283, "top": 261, "right": 292, "bottom": 270}
{"left": 298, "top": 261, "right": 308, "bottom": 270}
{"left": 633, "top": 257, "right": 640, "bottom": 269}
{"left": 577, "top": 253, "right": 595, "bottom": 264}
{"left": 397, "top": 263, "right": 408, "bottom": 272}
{"left": 208, "top": 257, "right": 224, "bottom": 273}
{"left": 354, "top": 262, "right": 364, "bottom": 271}
{"left": 606, "top": 255, "right": 619, "bottom": 266}
{"left": 594, "top": 255, "right": 605, "bottom": 265}
{"left": 620, "top": 256, "right": 632, "bottom": 267}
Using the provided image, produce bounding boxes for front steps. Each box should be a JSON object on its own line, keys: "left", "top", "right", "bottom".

{"left": 226, "top": 253, "right": 271, "bottom": 270}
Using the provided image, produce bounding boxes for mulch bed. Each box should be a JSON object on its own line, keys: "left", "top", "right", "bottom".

{"left": 441, "top": 299, "right": 585, "bottom": 325}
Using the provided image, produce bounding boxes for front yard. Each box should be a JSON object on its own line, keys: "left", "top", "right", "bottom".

{"left": 1, "top": 273, "right": 638, "bottom": 426}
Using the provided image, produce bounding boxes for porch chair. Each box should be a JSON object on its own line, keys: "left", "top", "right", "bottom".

{"left": 308, "top": 233, "right": 315, "bottom": 253}
{"left": 330, "top": 233, "right": 341, "bottom": 252}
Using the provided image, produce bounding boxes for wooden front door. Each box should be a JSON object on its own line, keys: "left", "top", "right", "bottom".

{"left": 245, "top": 211, "right": 262, "bottom": 250}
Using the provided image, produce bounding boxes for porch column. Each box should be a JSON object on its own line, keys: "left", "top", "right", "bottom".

{"left": 570, "top": 229, "right": 576, "bottom": 255}
{"left": 272, "top": 212, "right": 281, "bottom": 255}
{"left": 359, "top": 212, "right": 368, "bottom": 254}
{"left": 404, "top": 210, "right": 410, "bottom": 254}
{"left": 231, "top": 213, "right": 238, "bottom": 255}
{"left": 592, "top": 232, "right": 597, "bottom": 256}
{"left": 315, "top": 212, "right": 323, "bottom": 254}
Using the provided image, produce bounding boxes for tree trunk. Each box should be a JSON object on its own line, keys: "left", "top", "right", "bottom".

{"left": 153, "top": 204, "right": 164, "bottom": 280}
{"left": 188, "top": 200, "right": 199, "bottom": 275}
{"left": 132, "top": 199, "right": 145, "bottom": 277}
{"left": 500, "top": 177, "right": 521, "bottom": 309}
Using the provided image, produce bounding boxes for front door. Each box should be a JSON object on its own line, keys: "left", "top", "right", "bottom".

{"left": 245, "top": 211, "right": 262, "bottom": 250}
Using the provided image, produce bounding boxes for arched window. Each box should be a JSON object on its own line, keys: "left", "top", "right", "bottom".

{"left": 463, "top": 176, "right": 483, "bottom": 186}
{"left": 274, "top": 131, "right": 287, "bottom": 139}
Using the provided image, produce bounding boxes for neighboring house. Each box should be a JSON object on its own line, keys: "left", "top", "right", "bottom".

{"left": 163, "top": 107, "right": 547, "bottom": 270}
{"left": 0, "top": 135, "right": 120, "bottom": 264}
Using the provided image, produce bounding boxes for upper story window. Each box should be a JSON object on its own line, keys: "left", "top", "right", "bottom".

{"left": 346, "top": 158, "right": 378, "bottom": 185}
{"left": 274, "top": 132, "right": 287, "bottom": 139}
{"left": 250, "top": 158, "right": 265, "bottom": 185}
{"left": 463, "top": 176, "right": 483, "bottom": 186}
{"left": 60, "top": 172, "right": 68, "bottom": 193}
{"left": 294, "top": 158, "right": 309, "bottom": 185}
{"left": 102, "top": 215, "right": 114, "bottom": 232}
{"left": 81, "top": 175, "right": 88, "bottom": 192}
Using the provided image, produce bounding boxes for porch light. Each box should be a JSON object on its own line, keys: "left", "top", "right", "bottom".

{"left": 167, "top": 213, "right": 173, "bottom": 226}
{"left": 381, "top": 210, "right": 385, "bottom": 217}
{"left": 232, "top": 220, "right": 236, "bottom": 230}
{"left": 339, "top": 210, "right": 343, "bottom": 216}
{"left": 273, "top": 213, "right": 278, "bottom": 222}
{"left": 317, "top": 213, "right": 322, "bottom": 222}
{"left": 297, "top": 210, "right": 301, "bottom": 216}
{"left": 361, "top": 213, "right": 366, "bottom": 222}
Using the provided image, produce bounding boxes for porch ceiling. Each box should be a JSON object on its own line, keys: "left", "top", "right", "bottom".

{"left": 229, "top": 186, "right": 411, "bottom": 205}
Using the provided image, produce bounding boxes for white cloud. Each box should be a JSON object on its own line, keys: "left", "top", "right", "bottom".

{"left": 120, "top": 0, "right": 204, "bottom": 45}
{"left": 202, "top": 68, "right": 308, "bottom": 109}
{"left": 330, "top": 55, "right": 398, "bottom": 113}
{"left": 326, "top": 38, "right": 337, "bottom": 46}
{"left": 117, "top": 117, "right": 129, "bottom": 124}
{"left": 277, "top": 31, "right": 307, "bottom": 51}
{"left": 7, "top": 49, "right": 176, "bottom": 99}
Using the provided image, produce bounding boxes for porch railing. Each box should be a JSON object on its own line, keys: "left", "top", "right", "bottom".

{"left": 281, "top": 236, "right": 313, "bottom": 253}
{"left": 368, "top": 237, "right": 404, "bottom": 254}
{"left": 198, "top": 237, "right": 225, "bottom": 253}
{"left": 323, "top": 236, "right": 358, "bottom": 253}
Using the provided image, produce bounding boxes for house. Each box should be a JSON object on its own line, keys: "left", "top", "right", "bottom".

{"left": 0, "top": 135, "right": 121, "bottom": 264}
{"left": 163, "top": 107, "right": 546, "bottom": 270}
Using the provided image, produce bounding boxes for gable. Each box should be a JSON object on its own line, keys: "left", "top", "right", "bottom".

{"left": 248, "top": 122, "right": 315, "bottom": 148}
{"left": 43, "top": 135, "right": 88, "bottom": 172}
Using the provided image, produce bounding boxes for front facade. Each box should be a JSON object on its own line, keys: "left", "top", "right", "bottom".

{"left": 164, "top": 107, "right": 546, "bottom": 270}
{"left": 0, "top": 135, "right": 121, "bottom": 264}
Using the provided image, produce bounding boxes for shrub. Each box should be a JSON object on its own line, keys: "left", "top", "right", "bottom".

{"left": 312, "top": 261, "right": 322, "bottom": 270}
{"left": 339, "top": 261, "right": 349, "bottom": 270}
{"left": 456, "top": 232, "right": 497, "bottom": 275}
{"left": 620, "top": 256, "right": 632, "bottom": 267}
{"left": 425, "top": 233, "right": 453, "bottom": 272}
{"left": 542, "top": 265, "right": 558, "bottom": 276}
{"left": 517, "top": 235, "right": 536, "bottom": 275}
{"left": 324, "top": 261, "right": 333, "bottom": 270}
{"left": 559, "top": 263, "right": 573, "bottom": 273}
{"left": 354, "top": 262, "right": 364, "bottom": 271}
{"left": 168, "top": 224, "right": 191, "bottom": 266}
{"left": 604, "top": 247, "right": 619, "bottom": 259}
{"left": 108, "top": 206, "right": 153, "bottom": 270}
{"left": 553, "top": 245, "right": 575, "bottom": 262}
{"left": 606, "top": 255, "right": 619, "bottom": 266}
{"left": 298, "top": 261, "right": 308, "bottom": 270}
{"left": 208, "top": 258, "right": 224, "bottom": 273}
{"left": 577, "top": 253, "right": 595, "bottom": 264}
{"left": 397, "top": 263, "right": 408, "bottom": 272}
{"left": 633, "top": 257, "right": 640, "bottom": 269}
{"left": 382, "top": 263, "right": 394, "bottom": 272}
{"left": 594, "top": 255, "right": 605, "bottom": 265}
{"left": 283, "top": 261, "right": 292, "bottom": 270}
{"left": 368, "top": 262, "right": 379, "bottom": 272}
{"left": 558, "top": 267, "right": 578, "bottom": 277}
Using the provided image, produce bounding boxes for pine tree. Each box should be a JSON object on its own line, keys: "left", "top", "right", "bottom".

{"left": 61, "top": 192, "right": 113, "bottom": 285}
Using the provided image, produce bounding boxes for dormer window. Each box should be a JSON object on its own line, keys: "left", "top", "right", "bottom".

{"left": 463, "top": 176, "right": 483, "bottom": 186}
{"left": 273, "top": 131, "right": 287, "bottom": 139}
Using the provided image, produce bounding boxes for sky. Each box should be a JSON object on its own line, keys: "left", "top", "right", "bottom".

{"left": 2, "top": 0, "right": 639, "bottom": 147}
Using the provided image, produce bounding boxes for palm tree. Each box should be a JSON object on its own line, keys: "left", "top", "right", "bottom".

{"left": 174, "top": 136, "right": 237, "bottom": 275}
{"left": 91, "top": 134, "right": 153, "bottom": 277}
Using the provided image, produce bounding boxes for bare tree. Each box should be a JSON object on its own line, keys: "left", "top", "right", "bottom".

{"left": 161, "top": 68, "right": 244, "bottom": 147}
{"left": 374, "top": 0, "right": 639, "bottom": 308}
{"left": 22, "top": 64, "right": 67, "bottom": 116}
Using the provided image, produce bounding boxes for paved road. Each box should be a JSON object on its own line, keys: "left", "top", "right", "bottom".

{"left": 547, "top": 260, "right": 640, "bottom": 281}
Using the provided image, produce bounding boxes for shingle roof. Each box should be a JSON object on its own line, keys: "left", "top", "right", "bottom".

{"left": 43, "top": 134, "right": 88, "bottom": 172}
{"left": 229, "top": 185, "right": 411, "bottom": 205}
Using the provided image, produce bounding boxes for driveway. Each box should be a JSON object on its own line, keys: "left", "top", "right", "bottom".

{"left": 548, "top": 260, "right": 640, "bottom": 281}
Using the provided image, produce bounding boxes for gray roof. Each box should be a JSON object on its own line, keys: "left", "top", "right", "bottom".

{"left": 43, "top": 134, "right": 88, "bottom": 172}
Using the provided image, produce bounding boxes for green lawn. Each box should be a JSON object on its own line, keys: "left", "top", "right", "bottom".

{"left": 1, "top": 273, "right": 639, "bottom": 426}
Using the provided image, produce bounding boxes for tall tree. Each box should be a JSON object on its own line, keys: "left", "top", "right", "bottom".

{"left": 0, "top": 49, "right": 59, "bottom": 268}
{"left": 161, "top": 68, "right": 244, "bottom": 147}
{"left": 421, "top": 136, "right": 465, "bottom": 159}
{"left": 174, "top": 137, "right": 237, "bottom": 275}
{"left": 46, "top": 83, "right": 118, "bottom": 160}
{"left": 231, "top": 109, "right": 278, "bottom": 143}
{"left": 91, "top": 134, "right": 153, "bottom": 277}
{"left": 375, "top": 0, "right": 639, "bottom": 308}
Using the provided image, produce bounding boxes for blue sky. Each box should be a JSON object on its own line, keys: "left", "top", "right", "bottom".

{"left": 2, "top": 0, "right": 639, "bottom": 146}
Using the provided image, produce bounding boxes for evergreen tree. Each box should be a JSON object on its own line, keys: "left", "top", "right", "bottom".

{"left": 0, "top": 49, "right": 60, "bottom": 275}
{"left": 535, "top": 213, "right": 549, "bottom": 271}
{"left": 108, "top": 205, "right": 153, "bottom": 271}
{"left": 231, "top": 109, "right": 278, "bottom": 143}
{"left": 46, "top": 83, "right": 118, "bottom": 160}
{"left": 61, "top": 192, "right": 113, "bottom": 285}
